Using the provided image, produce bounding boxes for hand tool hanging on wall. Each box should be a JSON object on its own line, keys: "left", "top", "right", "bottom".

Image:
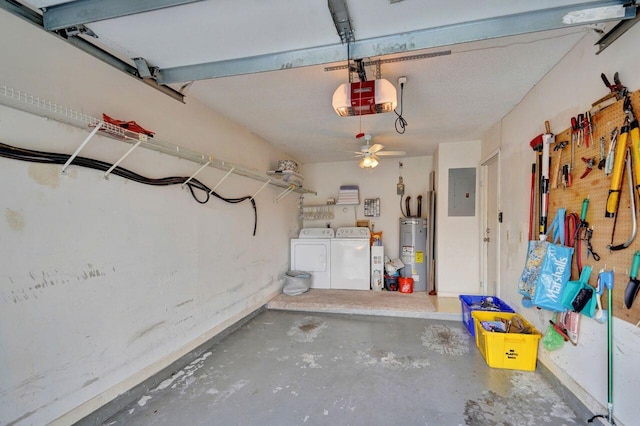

{"left": 529, "top": 163, "right": 536, "bottom": 241}
{"left": 561, "top": 164, "right": 572, "bottom": 188}
{"left": 577, "top": 113, "right": 585, "bottom": 147}
{"left": 594, "top": 269, "right": 607, "bottom": 324}
{"left": 586, "top": 111, "right": 594, "bottom": 148}
{"left": 586, "top": 228, "right": 600, "bottom": 260}
{"left": 551, "top": 141, "right": 567, "bottom": 189}
{"left": 539, "top": 121, "right": 554, "bottom": 237}
{"left": 576, "top": 199, "right": 590, "bottom": 273}
{"left": 625, "top": 251, "right": 640, "bottom": 309}
{"left": 625, "top": 250, "right": 640, "bottom": 308}
{"left": 606, "top": 109, "right": 632, "bottom": 218}
{"left": 598, "top": 136, "right": 606, "bottom": 170}
{"left": 625, "top": 97, "right": 640, "bottom": 202}
{"left": 530, "top": 133, "right": 544, "bottom": 235}
{"left": 548, "top": 317, "right": 577, "bottom": 346}
{"left": 588, "top": 269, "right": 615, "bottom": 426}
{"left": 581, "top": 157, "right": 596, "bottom": 179}
{"left": 607, "top": 149, "right": 637, "bottom": 251}
{"left": 607, "top": 95, "right": 640, "bottom": 251}
{"left": 604, "top": 128, "right": 618, "bottom": 176}
{"left": 601, "top": 71, "right": 627, "bottom": 100}
{"left": 565, "top": 211, "right": 581, "bottom": 273}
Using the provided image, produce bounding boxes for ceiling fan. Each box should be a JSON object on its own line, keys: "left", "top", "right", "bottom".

{"left": 354, "top": 134, "right": 406, "bottom": 168}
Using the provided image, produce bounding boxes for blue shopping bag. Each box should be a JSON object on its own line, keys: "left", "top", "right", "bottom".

{"left": 532, "top": 209, "right": 574, "bottom": 312}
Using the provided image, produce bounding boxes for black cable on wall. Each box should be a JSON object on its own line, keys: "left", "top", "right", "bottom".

{"left": 0, "top": 141, "right": 258, "bottom": 235}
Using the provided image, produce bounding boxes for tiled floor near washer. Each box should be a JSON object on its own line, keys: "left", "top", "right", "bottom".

{"left": 101, "top": 309, "right": 591, "bottom": 426}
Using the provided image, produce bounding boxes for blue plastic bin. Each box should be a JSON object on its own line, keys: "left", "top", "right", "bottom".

{"left": 459, "top": 295, "right": 515, "bottom": 336}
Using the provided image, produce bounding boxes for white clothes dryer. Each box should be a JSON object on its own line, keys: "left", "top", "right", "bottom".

{"left": 290, "top": 228, "right": 334, "bottom": 289}
{"left": 331, "top": 227, "right": 371, "bottom": 290}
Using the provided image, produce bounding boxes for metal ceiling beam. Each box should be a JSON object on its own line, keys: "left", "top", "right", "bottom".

{"left": 328, "top": 0, "right": 354, "bottom": 43}
{"left": 0, "top": 0, "right": 185, "bottom": 103}
{"left": 158, "top": 0, "right": 634, "bottom": 84}
{"left": 595, "top": 10, "right": 640, "bottom": 53}
{"left": 43, "top": 0, "right": 205, "bottom": 31}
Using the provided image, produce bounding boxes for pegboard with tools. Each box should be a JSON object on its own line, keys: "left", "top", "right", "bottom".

{"left": 547, "top": 88, "right": 640, "bottom": 325}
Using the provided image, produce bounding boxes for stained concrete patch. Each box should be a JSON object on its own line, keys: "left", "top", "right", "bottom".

{"left": 206, "top": 379, "right": 249, "bottom": 404}
{"left": 152, "top": 351, "right": 212, "bottom": 392}
{"left": 287, "top": 316, "right": 327, "bottom": 342}
{"left": 356, "top": 346, "right": 430, "bottom": 369}
{"left": 464, "top": 372, "right": 578, "bottom": 425}
{"left": 421, "top": 324, "right": 470, "bottom": 355}
{"left": 5, "top": 208, "right": 25, "bottom": 231}
{"left": 300, "top": 353, "right": 322, "bottom": 368}
{"left": 137, "top": 395, "right": 152, "bottom": 407}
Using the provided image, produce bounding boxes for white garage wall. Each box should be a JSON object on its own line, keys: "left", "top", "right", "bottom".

{"left": 434, "top": 140, "right": 482, "bottom": 297}
{"left": 490, "top": 26, "right": 640, "bottom": 426}
{"left": 301, "top": 156, "right": 433, "bottom": 261}
{"left": 0, "top": 10, "right": 299, "bottom": 426}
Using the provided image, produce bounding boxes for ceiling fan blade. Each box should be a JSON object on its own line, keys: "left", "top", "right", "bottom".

{"left": 376, "top": 150, "right": 407, "bottom": 156}
{"left": 368, "top": 143, "right": 384, "bottom": 153}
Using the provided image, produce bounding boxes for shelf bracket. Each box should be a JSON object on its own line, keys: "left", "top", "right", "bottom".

{"left": 251, "top": 179, "right": 271, "bottom": 201}
{"left": 182, "top": 158, "right": 211, "bottom": 188}
{"left": 210, "top": 167, "right": 235, "bottom": 194}
{"left": 104, "top": 140, "right": 143, "bottom": 178}
{"left": 62, "top": 121, "right": 102, "bottom": 174}
{"left": 274, "top": 184, "right": 296, "bottom": 203}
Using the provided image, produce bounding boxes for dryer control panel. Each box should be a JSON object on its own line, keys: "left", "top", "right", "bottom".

{"left": 335, "top": 227, "right": 371, "bottom": 238}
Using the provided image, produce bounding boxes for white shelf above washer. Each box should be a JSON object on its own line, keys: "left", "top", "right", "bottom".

{"left": 0, "top": 85, "right": 316, "bottom": 198}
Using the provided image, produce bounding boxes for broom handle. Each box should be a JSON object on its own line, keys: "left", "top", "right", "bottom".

{"left": 607, "top": 285, "right": 614, "bottom": 422}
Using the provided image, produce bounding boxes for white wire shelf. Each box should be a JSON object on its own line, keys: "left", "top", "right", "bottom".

{"left": 0, "top": 85, "right": 316, "bottom": 197}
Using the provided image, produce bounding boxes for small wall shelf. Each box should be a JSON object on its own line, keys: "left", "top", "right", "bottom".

{"left": 266, "top": 170, "right": 303, "bottom": 187}
{"left": 301, "top": 204, "right": 335, "bottom": 220}
{"left": 0, "top": 86, "right": 316, "bottom": 197}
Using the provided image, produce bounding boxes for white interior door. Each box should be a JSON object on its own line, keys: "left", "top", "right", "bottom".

{"left": 481, "top": 153, "right": 500, "bottom": 296}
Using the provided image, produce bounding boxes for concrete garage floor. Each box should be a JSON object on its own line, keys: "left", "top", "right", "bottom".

{"left": 100, "top": 308, "right": 592, "bottom": 425}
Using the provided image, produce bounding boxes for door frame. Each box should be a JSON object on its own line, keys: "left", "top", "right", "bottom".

{"left": 479, "top": 149, "right": 501, "bottom": 296}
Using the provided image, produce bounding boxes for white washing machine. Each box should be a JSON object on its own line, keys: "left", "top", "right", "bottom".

{"left": 290, "top": 228, "right": 334, "bottom": 289}
{"left": 331, "top": 227, "right": 371, "bottom": 290}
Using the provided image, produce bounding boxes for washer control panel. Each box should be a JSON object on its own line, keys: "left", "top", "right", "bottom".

{"left": 298, "top": 228, "right": 335, "bottom": 238}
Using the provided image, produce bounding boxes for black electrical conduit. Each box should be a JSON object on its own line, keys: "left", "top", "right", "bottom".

{"left": 0, "top": 142, "right": 258, "bottom": 235}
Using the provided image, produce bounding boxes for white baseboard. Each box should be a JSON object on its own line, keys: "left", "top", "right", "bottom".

{"left": 538, "top": 351, "right": 607, "bottom": 422}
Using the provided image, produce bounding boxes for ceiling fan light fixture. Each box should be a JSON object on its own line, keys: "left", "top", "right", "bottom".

{"left": 359, "top": 154, "right": 379, "bottom": 168}
{"left": 332, "top": 79, "right": 397, "bottom": 117}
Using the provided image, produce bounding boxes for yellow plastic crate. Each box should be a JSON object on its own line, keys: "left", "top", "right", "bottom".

{"left": 471, "top": 311, "right": 542, "bottom": 371}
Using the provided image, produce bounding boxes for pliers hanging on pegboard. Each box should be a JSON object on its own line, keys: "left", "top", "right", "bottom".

{"left": 601, "top": 72, "right": 628, "bottom": 100}
{"left": 581, "top": 157, "right": 596, "bottom": 179}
